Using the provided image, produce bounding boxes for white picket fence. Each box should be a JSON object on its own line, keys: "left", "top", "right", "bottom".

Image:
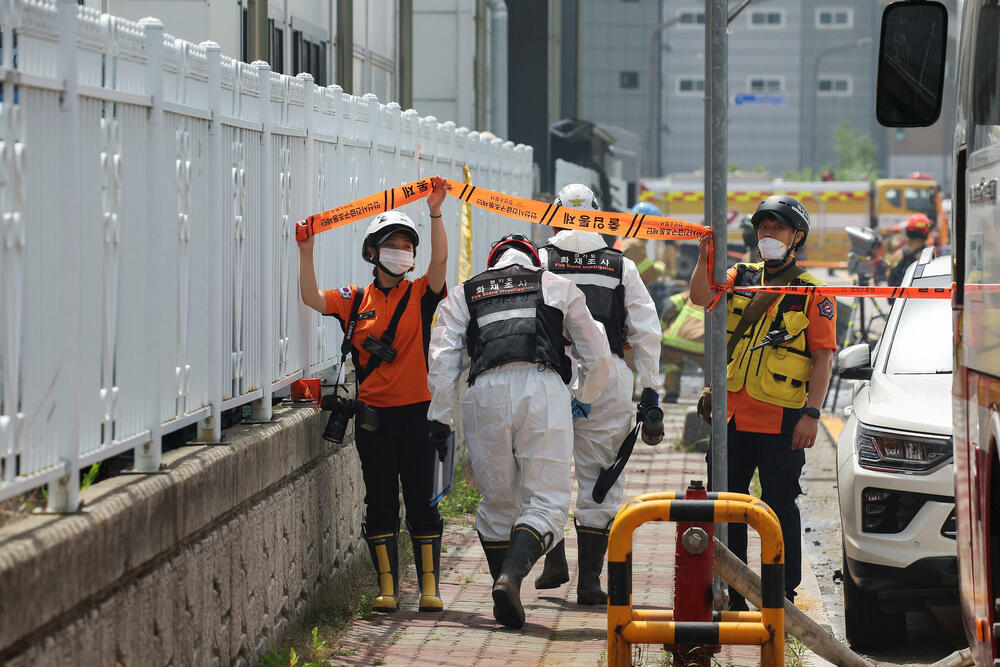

{"left": 0, "top": 0, "right": 535, "bottom": 509}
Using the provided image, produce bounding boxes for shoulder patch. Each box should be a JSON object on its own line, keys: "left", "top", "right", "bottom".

{"left": 817, "top": 297, "right": 834, "bottom": 320}
{"left": 338, "top": 286, "right": 353, "bottom": 300}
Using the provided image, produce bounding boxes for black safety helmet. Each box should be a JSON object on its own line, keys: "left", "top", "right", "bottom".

{"left": 488, "top": 233, "right": 540, "bottom": 267}
{"left": 750, "top": 195, "right": 810, "bottom": 249}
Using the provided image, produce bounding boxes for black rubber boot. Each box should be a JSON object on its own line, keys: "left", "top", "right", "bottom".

{"left": 478, "top": 532, "right": 509, "bottom": 583}
{"left": 411, "top": 523, "right": 444, "bottom": 612}
{"left": 492, "top": 524, "right": 548, "bottom": 628}
{"left": 365, "top": 524, "right": 400, "bottom": 612}
{"left": 576, "top": 524, "right": 609, "bottom": 606}
{"left": 534, "top": 539, "right": 569, "bottom": 589}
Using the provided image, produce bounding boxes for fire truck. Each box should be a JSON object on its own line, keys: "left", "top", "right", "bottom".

{"left": 638, "top": 176, "right": 944, "bottom": 265}
{"left": 877, "top": 1, "right": 1000, "bottom": 664}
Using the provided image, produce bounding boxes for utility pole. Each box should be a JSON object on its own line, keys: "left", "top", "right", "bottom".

{"left": 705, "top": 0, "right": 728, "bottom": 607}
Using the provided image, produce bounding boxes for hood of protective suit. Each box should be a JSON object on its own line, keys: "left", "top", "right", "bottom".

{"left": 492, "top": 248, "right": 542, "bottom": 271}
{"left": 550, "top": 229, "right": 607, "bottom": 254}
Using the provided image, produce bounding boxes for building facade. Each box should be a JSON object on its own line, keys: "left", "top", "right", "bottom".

{"left": 652, "top": 0, "right": 882, "bottom": 178}
{"left": 577, "top": 0, "right": 662, "bottom": 176}
{"left": 85, "top": 1, "right": 403, "bottom": 103}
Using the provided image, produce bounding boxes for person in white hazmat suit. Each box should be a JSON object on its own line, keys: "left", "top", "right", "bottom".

{"left": 426, "top": 233, "right": 612, "bottom": 629}
{"left": 534, "top": 184, "right": 663, "bottom": 605}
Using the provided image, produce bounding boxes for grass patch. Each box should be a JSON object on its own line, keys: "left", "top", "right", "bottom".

{"left": 437, "top": 462, "right": 482, "bottom": 519}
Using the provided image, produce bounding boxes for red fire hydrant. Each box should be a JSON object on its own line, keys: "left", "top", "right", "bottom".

{"left": 667, "top": 479, "right": 719, "bottom": 666}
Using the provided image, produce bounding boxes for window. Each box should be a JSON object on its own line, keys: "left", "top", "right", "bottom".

{"left": 293, "top": 30, "right": 327, "bottom": 86}
{"left": 818, "top": 76, "right": 852, "bottom": 96}
{"left": 241, "top": 8, "right": 248, "bottom": 63}
{"left": 972, "top": 6, "right": 1000, "bottom": 128}
{"left": 269, "top": 19, "right": 284, "bottom": 73}
{"left": 676, "top": 77, "right": 705, "bottom": 95}
{"left": 677, "top": 10, "right": 705, "bottom": 27}
{"left": 816, "top": 9, "right": 853, "bottom": 29}
{"left": 749, "top": 10, "right": 784, "bottom": 27}
{"left": 748, "top": 77, "right": 783, "bottom": 93}
{"left": 885, "top": 275, "right": 952, "bottom": 374}
{"left": 620, "top": 71, "right": 639, "bottom": 89}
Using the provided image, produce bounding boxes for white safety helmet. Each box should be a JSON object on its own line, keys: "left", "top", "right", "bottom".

{"left": 361, "top": 211, "right": 419, "bottom": 263}
{"left": 554, "top": 183, "right": 602, "bottom": 211}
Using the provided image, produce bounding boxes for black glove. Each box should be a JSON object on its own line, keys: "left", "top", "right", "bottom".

{"left": 428, "top": 421, "right": 452, "bottom": 462}
{"left": 639, "top": 388, "right": 660, "bottom": 409}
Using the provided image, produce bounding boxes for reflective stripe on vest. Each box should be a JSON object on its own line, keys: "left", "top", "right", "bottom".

{"left": 476, "top": 308, "right": 537, "bottom": 328}
{"left": 636, "top": 257, "right": 653, "bottom": 273}
{"left": 725, "top": 262, "right": 819, "bottom": 409}
{"left": 661, "top": 304, "right": 705, "bottom": 354}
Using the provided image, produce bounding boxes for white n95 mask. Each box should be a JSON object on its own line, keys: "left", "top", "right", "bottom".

{"left": 758, "top": 237, "right": 790, "bottom": 262}
{"left": 378, "top": 248, "right": 415, "bottom": 276}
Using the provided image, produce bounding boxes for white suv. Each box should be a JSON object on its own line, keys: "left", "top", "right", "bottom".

{"left": 835, "top": 251, "right": 957, "bottom": 650}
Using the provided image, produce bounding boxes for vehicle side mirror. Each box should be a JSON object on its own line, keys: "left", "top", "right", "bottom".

{"left": 838, "top": 343, "right": 873, "bottom": 381}
{"left": 876, "top": 0, "right": 948, "bottom": 127}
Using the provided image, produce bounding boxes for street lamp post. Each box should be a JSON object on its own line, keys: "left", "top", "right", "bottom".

{"left": 811, "top": 37, "right": 873, "bottom": 176}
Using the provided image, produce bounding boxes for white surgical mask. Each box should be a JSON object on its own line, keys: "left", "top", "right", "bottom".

{"left": 378, "top": 248, "right": 414, "bottom": 276}
{"left": 758, "top": 237, "right": 790, "bottom": 262}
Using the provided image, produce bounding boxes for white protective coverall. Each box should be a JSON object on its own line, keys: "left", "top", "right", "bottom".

{"left": 427, "top": 249, "right": 612, "bottom": 544}
{"left": 539, "top": 230, "right": 661, "bottom": 528}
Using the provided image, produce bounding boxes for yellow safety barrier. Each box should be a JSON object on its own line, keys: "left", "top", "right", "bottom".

{"left": 607, "top": 494, "right": 786, "bottom": 667}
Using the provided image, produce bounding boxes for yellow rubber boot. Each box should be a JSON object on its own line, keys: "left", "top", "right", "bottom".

{"left": 411, "top": 532, "right": 444, "bottom": 612}
{"left": 365, "top": 529, "right": 399, "bottom": 612}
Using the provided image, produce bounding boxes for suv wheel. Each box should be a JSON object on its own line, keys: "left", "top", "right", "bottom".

{"left": 843, "top": 546, "right": 907, "bottom": 649}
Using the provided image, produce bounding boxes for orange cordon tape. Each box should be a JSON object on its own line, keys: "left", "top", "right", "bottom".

{"left": 294, "top": 178, "right": 953, "bottom": 303}
{"left": 737, "top": 285, "right": 952, "bottom": 299}
{"left": 295, "top": 176, "right": 707, "bottom": 242}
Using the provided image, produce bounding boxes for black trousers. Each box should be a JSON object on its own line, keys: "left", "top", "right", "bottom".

{"left": 354, "top": 401, "right": 442, "bottom": 536}
{"left": 707, "top": 419, "right": 805, "bottom": 599}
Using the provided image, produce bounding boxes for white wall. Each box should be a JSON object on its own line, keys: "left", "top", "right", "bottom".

{"left": 412, "top": 0, "right": 477, "bottom": 130}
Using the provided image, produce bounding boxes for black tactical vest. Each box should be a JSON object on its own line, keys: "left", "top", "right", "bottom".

{"left": 542, "top": 245, "right": 627, "bottom": 356}
{"left": 464, "top": 265, "right": 571, "bottom": 385}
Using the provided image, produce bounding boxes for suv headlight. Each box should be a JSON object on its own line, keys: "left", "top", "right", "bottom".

{"left": 856, "top": 424, "right": 952, "bottom": 474}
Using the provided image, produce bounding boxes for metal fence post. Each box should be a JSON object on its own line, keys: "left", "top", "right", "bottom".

{"left": 297, "top": 73, "right": 316, "bottom": 376}
{"left": 48, "top": 0, "right": 82, "bottom": 512}
{"left": 199, "top": 41, "right": 224, "bottom": 442}
{"left": 252, "top": 61, "right": 274, "bottom": 422}
{"left": 135, "top": 17, "right": 165, "bottom": 472}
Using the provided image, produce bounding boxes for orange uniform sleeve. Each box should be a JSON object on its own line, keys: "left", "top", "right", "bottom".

{"left": 322, "top": 285, "right": 358, "bottom": 320}
{"left": 725, "top": 265, "right": 738, "bottom": 289}
{"left": 806, "top": 291, "right": 838, "bottom": 351}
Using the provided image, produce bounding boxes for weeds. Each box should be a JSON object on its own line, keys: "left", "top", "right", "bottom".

{"left": 257, "top": 625, "right": 330, "bottom": 667}
{"left": 437, "top": 463, "right": 482, "bottom": 519}
{"left": 785, "top": 636, "right": 808, "bottom": 667}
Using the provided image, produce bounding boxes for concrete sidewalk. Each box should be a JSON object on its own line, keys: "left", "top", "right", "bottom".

{"left": 332, "top": 403, "right": 835, "bottom": 666}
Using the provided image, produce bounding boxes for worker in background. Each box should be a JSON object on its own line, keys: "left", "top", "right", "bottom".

{"left": 689, "top": 194, "right": 836, "bottom": 610}
{"left": 660, "top": 291, "right": 705, "bottom": 403}
{"left": 297, "top": 179, "right": 449, "bottom": 614}
{"left": 533, "top": 184, "right": 662, "bottom": 605}
{"left": 621, "top": 202, "right": 669, "bottom": 287}
{"left": 426, "top": 234, "right": 611, "bottom": 629}
{"left": 886, "top": 213, "right": 933, "bottom": 286}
